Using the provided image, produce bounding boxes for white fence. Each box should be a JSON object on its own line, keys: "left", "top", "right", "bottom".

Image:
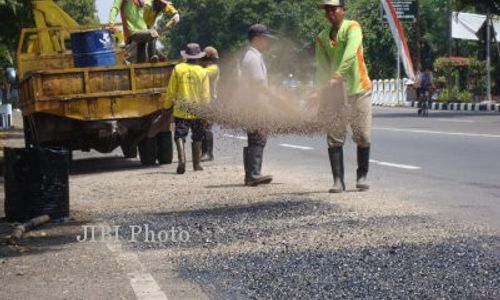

{"left": 0, "top": 104, "right": 13, "bottom": 129}
{"left": 371, "top": 78, "right": 412, "bottom": 106}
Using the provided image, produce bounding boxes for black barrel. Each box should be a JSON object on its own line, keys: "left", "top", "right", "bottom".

{"left": 4, "top": 147, "right": 70, "bottom": 222}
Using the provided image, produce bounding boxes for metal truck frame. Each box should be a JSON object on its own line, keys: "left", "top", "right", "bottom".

{"left": 18, "top": 0, "right": 175, "bottom": 166}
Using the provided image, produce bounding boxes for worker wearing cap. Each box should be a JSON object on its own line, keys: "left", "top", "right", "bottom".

{"left": 144, "top": 0, "right": 180, "bottom": 30}
{"left": 167, "top": 43, "right": 210, "bottom": 174}
{"left": 313, "top": 0, "right": 372, "bottom": 193}
{"left": 108, "top": 0, "right": 159, "bottom": 63}
{"left": 240, "top": 24, "right": 286, "bottom": 187}
{"left": 200, "top": 46, "right": 220, "bottom": 162}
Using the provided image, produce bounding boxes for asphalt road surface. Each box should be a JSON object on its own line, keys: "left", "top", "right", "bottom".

{"left": 248, "top": 107, "right": 500, "bottom": 228}
{"left": 1, "top": 107, "right": 500, "bottom": 299}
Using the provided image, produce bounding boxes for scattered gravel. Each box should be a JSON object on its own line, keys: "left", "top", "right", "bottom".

{"left": 106, "top": 190, "right": 500, "bottom": 299}
{"left": 178, "top": 235, "right": 500, "bottom": 299}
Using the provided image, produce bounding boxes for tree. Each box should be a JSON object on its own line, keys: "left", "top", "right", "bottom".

{"left": 453, "top": 0, "right": 499, "bottom": 97}
{"left": 346, "top": 0, "right": 400, "bottom": 79}
{"left": 453, "top": 0, "right": 500, "bottom": 15}
{"left": 417, "top": 0, "right": 452, "bottom": 68}
{"left": 0, "top": 0, "right": 32, "bottom": 70}
{"left": 160, "top": 0, "right": 325, "bottom": 79}
{"left": 161, "top": 0, "right": 439, "bottom": 80}
{"left": 54, "top": 0, "right": 99, "bottom": 25}
{"left": 0, "top": 0, "right": 20, "bottom": 11}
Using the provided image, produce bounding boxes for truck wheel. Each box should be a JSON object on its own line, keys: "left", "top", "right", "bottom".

{"left": 138, "top": 138, "right": 157, "bottom": 166}
{"left": 121, "top": 145, "right": 138, "bottom": 159}
{"left": 157, "top": 131, "right": 173, "bottom": 165}
{"left": 23, "top": 117, "right": 33, "bottom": 147}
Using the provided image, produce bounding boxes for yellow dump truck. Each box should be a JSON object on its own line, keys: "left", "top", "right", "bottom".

{"left": 18, "top": 0, "right": 175, "bottom": 166}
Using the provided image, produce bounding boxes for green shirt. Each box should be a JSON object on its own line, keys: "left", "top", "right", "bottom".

{"left": 109, "top": 0, "right": 148, "bottom": 38}
{"left": 315, "top": 20, "right": 371, "bottom": 96}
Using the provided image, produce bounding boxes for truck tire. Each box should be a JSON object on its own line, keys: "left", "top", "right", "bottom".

{"left": 157, "top": 131, "right": 173, "bottom": 165}
{"left": 138, "top": 137, "right": 157, "bottom": 166}
{"left": 23, "top": 117, "right": 33, "bottom": 147}
{"left": 121, "top": 145, "right": 138, "bottom": 159}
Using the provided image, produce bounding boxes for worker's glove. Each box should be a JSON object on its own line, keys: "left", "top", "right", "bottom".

{"left": 172, "top": 13, "right": 180, "bottom": 25}
{"left": 166, "top": 14, "right": 180, "bottom": 28}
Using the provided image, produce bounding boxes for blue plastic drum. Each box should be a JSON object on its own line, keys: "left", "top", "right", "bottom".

{"left": 70, "top": 30, "right": 116, "bottom": 68}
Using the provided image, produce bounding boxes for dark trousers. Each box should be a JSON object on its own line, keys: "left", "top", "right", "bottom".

{"left": 247, "top": 130, "right": 267, "bottom": 148}
{"left": 175, "top": 118, "right": 204, "bottom": 142}
{"left": 126, "top": 30, "right": 158, "bottom": 64}
{"left": 244, "top": 130, "right": 269, "bottom": 180}
{"left": 202, "top": 123, "right": 213, "bottom": 154}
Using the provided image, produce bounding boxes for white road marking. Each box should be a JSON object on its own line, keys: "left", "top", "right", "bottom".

{"left": 435, "top": 118, "right": 475, "bottom": 123}
{"left": 128, "top": 273, "right": 168, "bottom": 300}
{"left": 223, "top": 134, "right": 248, "bottom": 140}
{"left": 373, "top": 127, "right": 500, "bottom": 139}
{"left": 370, "top": 159, "right": 421, "bottom": 170}
{"left": 103, "top": 225, "right": 168, "bottom": 300}
{"left": 279, "top": 143, "right": 314, "bottom": 150}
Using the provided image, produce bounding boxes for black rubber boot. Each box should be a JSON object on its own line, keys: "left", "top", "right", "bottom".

{"left": 192, "top": 141, "right": 204, "bottom": 171}
{"left": 201, "top": 130, "right": 214, "bottom": 162}
{"left": 243, "top": 147, "right": 250, "bottom": 180}
{"left": 244, "top": 146, "right": 272, "bottom": 186}
{"left": 356, "top": 145, "right": 370, "bottom": 191}
{"left": 328, "top": 146, "right": 345, "bottom": 193}
{"left": 175, "top": 139, "right": 186, "bottom": 174}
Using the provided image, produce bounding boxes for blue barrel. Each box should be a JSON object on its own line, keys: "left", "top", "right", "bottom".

{"left": 70, "top": 30, "right": 116, "bottom": 68}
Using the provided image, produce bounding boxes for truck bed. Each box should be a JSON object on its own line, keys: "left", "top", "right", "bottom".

{"left": 20, "top": 62, "right": 175, "bottom": 121}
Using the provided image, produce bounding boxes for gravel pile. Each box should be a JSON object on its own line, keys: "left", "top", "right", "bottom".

{"left": 68, "top": 135, "right": 500, "bottom": 300}
{"left": 108, "top": 193, "right": 500, "bottom": 299}
{"left": 178, "top": 235, "right": 500, "bottom": 299}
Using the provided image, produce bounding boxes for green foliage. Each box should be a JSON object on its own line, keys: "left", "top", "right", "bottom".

{"left": 0, "top": 44, "right": 13, "bottom": 80}
{"left": 456, "top": 90, "right": 473, "bottom": 103}
{"left": 346, "top": 0, "right": 398, "bottom": 79}
{"left": 54, "top": 0, "right": 99, "bottom": 25}
{"left": 437, "top": 87, "right": 460, "bottom": 102}
{"left": 0, "top": 45, "right": 13, "bottom": 66}
{"left": 467, "top": 58, "right": 487, "bottom": 97}
{"left": 161, "top": 0, "right": 324, "bottom": 57}
{"left": 160, "top": 0, "right": 326, "bottom": 80}
{"left": 434, "top": 56, "right": 489, "bottom": 101}
{"left": 0, "top": 0, "right": 21, "bottom": 12}
{"left": 0, "top": 0, "right": 97, "bottom": 71}
{"left": 0, "top": 0, "right": 31, "bottom": 70}
{"left": 434, "top": 57, "right": 460, "bottom": 88}
{"left": 419, "top": 0, "right": 452, "bottom": 69}
{"left": 161, "top": 0, "right": 405, "bottom": 79}
{"left": 159, "top": 0, "right": 462, "bottom": 80}
{"left": 453, "top": 0, "right": 500, "bottom": 15}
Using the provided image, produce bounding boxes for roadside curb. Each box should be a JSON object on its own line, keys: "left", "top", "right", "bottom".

{"left": 373, "top": 102, "right": 500, "bottom": 112}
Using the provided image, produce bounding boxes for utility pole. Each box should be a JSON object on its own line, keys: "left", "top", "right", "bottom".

{"left": 416, "top": 0, "right": 421, "bottom": 70}
{"left": 486, "top": 11, "right": 492, "bottom": 102}
{"left": 448, "top": 0, "right": 453, "bottom": 56}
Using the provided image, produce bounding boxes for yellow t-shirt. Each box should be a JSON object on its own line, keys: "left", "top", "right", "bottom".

{"left": 143, "top": 0, "right": 178, "bottom": 29}
{"left": 167, "top": 62, "right": 210, "bottom": 119}
{"left": 204, "top": 64, "right": 220, "bottom": 100}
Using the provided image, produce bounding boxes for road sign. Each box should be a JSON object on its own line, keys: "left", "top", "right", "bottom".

{"left": 382, "top": 0, "right": 417, "bottom": 23}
